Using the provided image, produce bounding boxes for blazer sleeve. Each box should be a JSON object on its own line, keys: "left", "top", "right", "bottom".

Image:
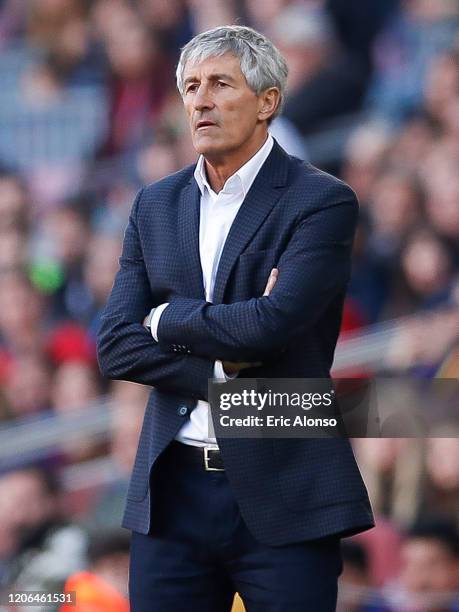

{"left": 96, "top": 188, "right": 214, "bottom": 401}
{"left": 157, "top": 185, "right": 358, "bottom": 363}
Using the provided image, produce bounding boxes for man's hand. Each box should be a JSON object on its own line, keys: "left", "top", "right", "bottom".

{"left": 263, "top": 267, "right": 278, "bottom": 296}
{"left": 222, "top": 268, "right": 278, "bottom": 374}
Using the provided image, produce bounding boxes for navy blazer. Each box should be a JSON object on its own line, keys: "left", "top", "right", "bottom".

{"left": 97, "top": 140, "right": 374, "bottom": 545}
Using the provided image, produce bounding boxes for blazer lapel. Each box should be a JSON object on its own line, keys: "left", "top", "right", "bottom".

{"left": 212, "top": 140, "right": 290, "bottom": 304}
{"left": 178, "top": 178, "right": 205, "bottom": 299}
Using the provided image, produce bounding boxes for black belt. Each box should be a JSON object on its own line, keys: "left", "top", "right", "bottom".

{"left": 169, "top": 441, "right": 225, "bottom": 471}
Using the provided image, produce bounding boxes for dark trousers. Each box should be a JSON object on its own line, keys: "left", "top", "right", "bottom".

{"left": 129, "top": 442, "right": 342, "bottom": 612}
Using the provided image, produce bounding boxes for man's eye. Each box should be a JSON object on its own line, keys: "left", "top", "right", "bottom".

{"left": 186, "top": 84, "right": 198, "bottom": 93}
{"left": 216, "top": 81, "right": 228, "bottom": 88}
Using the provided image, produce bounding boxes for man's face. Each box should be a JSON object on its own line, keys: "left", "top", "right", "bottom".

{"left": 182, "top": 53, "right": 264, "bottom": 159}
{"left": 400, "top": 538, "right": 459, "bottom": 608}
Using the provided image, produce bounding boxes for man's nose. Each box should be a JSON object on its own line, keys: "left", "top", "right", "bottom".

{"left": 193, "top": 85, "right": 214, "bottom": 111}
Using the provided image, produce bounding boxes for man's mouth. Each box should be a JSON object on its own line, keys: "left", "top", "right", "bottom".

{"left": 196, "top": 120, "right": 216, "bottom": 130}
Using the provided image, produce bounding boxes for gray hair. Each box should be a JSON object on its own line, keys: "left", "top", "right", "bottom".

{"left": 176, "top": 25, "right": 288, "bottom": 122}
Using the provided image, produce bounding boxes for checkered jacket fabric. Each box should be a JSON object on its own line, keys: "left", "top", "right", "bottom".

{"left": 97, "top": 140, "right": 374, "bottom": 545}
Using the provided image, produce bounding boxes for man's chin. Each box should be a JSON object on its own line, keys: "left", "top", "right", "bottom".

{"left": 192, "top": 138, "right": 231, "bottom": 160}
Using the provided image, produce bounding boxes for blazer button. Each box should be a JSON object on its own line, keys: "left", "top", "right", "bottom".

{"left": 178, "top": 406, "right": 188, "bottom": 416}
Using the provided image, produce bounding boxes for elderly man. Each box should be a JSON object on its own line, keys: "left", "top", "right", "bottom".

{"left": 97, "top": 25, "right": 373, "bottom": 612}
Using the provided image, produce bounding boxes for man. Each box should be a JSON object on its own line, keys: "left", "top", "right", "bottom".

{"left": 61, "top": 530, "right": 130, "bottom": 612}
{"left": 97, "top": 25, "right": 374, "bottom": 612}
{"left": 393, "top": 519, "right": 459, "bottom": 612}
{"left": 338, "top": 542, "right": 390, "bottom": 611}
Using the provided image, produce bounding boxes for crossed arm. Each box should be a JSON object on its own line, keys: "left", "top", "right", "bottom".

{"left": 154, "top": 191, "right": 358, "bottom": 363}
{"left": 143, "top": 269, "right": 278, "bottom": 374}
{"left": 97, "top": 191, "right": 273, "bottom": 400}
{"left": 97, "top": 185, "right": 357, "bottom": 398}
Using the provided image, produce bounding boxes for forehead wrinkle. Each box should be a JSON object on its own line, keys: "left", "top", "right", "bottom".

{"left": 184, "top": 72, "right": 238, "bottom": 86}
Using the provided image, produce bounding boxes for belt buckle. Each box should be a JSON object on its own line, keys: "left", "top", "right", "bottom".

{"left": 203, "top": 447, "right": 224, "bottom": 472}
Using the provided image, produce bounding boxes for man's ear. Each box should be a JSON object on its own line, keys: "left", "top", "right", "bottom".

{"left": 257, "top": 87, "right": 280, "bottom": 122}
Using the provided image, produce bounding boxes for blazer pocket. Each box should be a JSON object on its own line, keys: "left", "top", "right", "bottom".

{"left": 273, "top": 438, "right": 365, "bottom": 513}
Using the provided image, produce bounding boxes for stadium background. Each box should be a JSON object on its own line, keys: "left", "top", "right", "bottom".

{"left": 0, "top": 0, "right": 458, "bottom": 610}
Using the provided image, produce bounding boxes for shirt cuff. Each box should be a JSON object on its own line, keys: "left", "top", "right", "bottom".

{"left": 214, "top": 360, "right": 238, "bottom": 381}
{"left": 150, "top": 303, "right": 169, "bottom": 342}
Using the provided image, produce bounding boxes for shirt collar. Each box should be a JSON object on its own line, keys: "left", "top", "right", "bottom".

{"left": 194, "top": 133, "right": 274, "bottom": 199}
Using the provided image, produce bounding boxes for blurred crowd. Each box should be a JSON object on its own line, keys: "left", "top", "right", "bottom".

{"left": 0, "top": 0, "right": 458, "bottom": 610}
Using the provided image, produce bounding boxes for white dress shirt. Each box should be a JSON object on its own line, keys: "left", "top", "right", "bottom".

{"left": 151, "top": 134, "right": 274, "bottom": 447}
